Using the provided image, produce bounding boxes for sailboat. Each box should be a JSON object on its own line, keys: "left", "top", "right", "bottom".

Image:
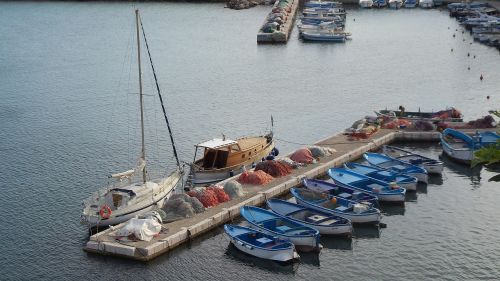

{"left": 80, "top": 10, "right": 182, "bottom": 228}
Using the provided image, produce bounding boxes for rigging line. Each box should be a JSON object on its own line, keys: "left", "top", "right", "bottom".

{"left": 139, "top": 16, "right": 181, "bottom": 169}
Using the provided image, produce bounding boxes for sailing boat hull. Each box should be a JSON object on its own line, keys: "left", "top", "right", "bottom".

{"left": 81, "top": 171, "right": 181, "bottom": 228}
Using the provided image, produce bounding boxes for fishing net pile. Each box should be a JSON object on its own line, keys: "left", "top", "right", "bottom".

{"left": 223, "top": 181, "right": 245, "bottom": 199}
{"left": 276, "top": 157, "right": 304, "bottom": 169}
{"left": 238, "top": 170, "right": 274, "bottom": 185}
{"left": 381, "top": 118, "right": 412, "bottom": 129}
{"left": 307, "top": 145, "right": 336, "bottom": 158}
{"left": 161, "top": 193, "right": 205, "bottom": 222}
{"left": 186, "top": 186, "right": 231, "bottom": 208}
{"left": 413, "top": 120, "right": 435, "bottom": 131}
{"left": 467, "top": 115, "right": 496, "bottom": 128}
{"left": 290, "top": 147, "right": 315, "bottom": 164}
{"left": 255, "top": 160, "right": 292, "bottom": 177}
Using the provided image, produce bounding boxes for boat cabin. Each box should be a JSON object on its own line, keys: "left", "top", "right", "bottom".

{"left": 194, "top": 138, "right": 241, "bottom": 169}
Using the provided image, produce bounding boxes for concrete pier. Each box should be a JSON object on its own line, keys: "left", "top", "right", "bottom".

{"left": 257, "top": 0, "right": 300, "bottom": 43}
{"left": 84, "top": 128, "right": 467, "bottom": 261}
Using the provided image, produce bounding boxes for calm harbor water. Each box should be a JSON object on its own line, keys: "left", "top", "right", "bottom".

{"left": 1, "top": 2, "right": 500, "bottom": 280}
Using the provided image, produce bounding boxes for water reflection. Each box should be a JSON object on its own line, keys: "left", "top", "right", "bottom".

{"left": 416, "top": 183, "right": 428, "bottom": 194}
{"left": 380, "top": 204, "right": 405, "bottom": 216}
{"left": 428, "top": 174, "right": 444, "bottom": 186}
{"left": 225, "top": 244, "right": 299, "bottom": 273}
{"left": 440, "top": 153, "right": 482, "bottom": 186}
{"left": 405, "top": 191, "right": 418, "bottom": 202}
{"left": 352, "top": 225, "right": 380, "bottom": 239}
{"left": 320, "top": 236, "right": 353, "bottom": 250}
{"left": 299, "top": 251, "right": 321, "bottom": 267}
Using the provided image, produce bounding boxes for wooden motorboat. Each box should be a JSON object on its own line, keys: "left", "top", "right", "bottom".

{"left": 188, "top": 133, "right": 275, "bottom": 186}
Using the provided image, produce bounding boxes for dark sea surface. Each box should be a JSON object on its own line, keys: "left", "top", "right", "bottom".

{"left": 0, "top": 1, "right": 499, "bottom": 280}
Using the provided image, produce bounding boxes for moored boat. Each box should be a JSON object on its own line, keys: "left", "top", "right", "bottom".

{"left": 240, "top": 206, "right": 322, "bottom": 252}
{"left": 329, "top": 168, "right": 407, "bottom": 202}
{"left": 388, "top": 0, "right": 403, "bottom": 9}
{"left": 344, "top": 162, "right": 417, "bottom": 191}
{"left": 383, "top": 145, "right": 444, "bottom": 174}
{"left": 267, "top": 199, "right": 352, "bottom": 236}
{"left": 373, "top": 0, "right": 388, "bottom": 8}
{"left": 375, "top": 107, "right": 463, "bottom": 122}
{"left": 363, "top": 152, "right": 429, "bottom": 183}
{"left": 224, "top": 224, "right": 300, "bottom": 262}
{"left": 188, "top": 132, "right": 275, "bottom": 186}
{"left": 301, "top": 30, "right": 348, "bottom": 42}
{"left": 440, "top": 128, "right": 500, "bottom": 164}
{"left": 302, "top": 178, "right": 379, "bottom": 206}
{"left": 291, "top": 188, "right": 382, "bottom": 224}
{"left": 80, "top": 10, "right": 182, "bottom": 229}
{"left": 359, "top": 0, "right": 374, "bottom": 8}
{"left": 419, "top": 0, "right": 433, "bottom": 9}
{"left": 404, "top": 0, "right": 418, "bottom": 8}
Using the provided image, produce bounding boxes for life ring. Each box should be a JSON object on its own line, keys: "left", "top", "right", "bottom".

{"left": 99, "top": 205, "right": 112, "bottom": 219}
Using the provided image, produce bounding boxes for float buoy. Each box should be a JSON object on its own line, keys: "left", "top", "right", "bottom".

{"left": 99, "top": 205, "right": 112, "bottom": 219}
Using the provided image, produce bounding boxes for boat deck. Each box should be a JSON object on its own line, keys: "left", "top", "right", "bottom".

{"left": 83, "top": 128, "right": 488, "bottom": 261}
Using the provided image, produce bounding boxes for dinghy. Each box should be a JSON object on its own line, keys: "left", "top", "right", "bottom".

{"left": 267, "top": 199, "right": 352, "bottom": 236}
{"left": 302, "top": 178, "right": 379, "bottom": 206}
{"left": 329, "top": 168, "right": 406, "bottom": 202}
{"left": 440, "top": 129, "right": 500, "bottom": 164}
{"left": 344, "top": 162, "right": 417, "bottom": 191}
{"left": 291, "top": 188, "right": 381, "bottom": 224}
{"left": 383, "top": 145, "right": 444, "bottom": 174}
{"left": 363, "top": 152, "right": 429, "bottom": 183}
{"left": 224, "top": 224, "right": 299, "bottom": 262}
{"left": 240, "top": 206, "right": 322, "bottom": 252}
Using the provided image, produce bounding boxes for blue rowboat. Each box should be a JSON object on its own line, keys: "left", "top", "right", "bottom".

{"left": 266, "top": 199, "right": 352, "bottom": 236}
{"left": 290, "top": 188, "right": 381, "bottom": 224}
{"left": 382, "top": 145, "right": 444, "bottom": 174}
{"left": 224, "top": 224, "right": 299, "bottom": 262}
{"left": 302, "top": 178, "right": 379, "bottom": 206}
{"left": 329, "top": 168, "right": 406, "bottom": 202}
{"left": 344, "top": 162, "right": 418, "bottom": 191}
{"left": 363, "top": 152, "right": 429, "bottom": 183}
{"left": 240, "top": 206, "right": 322, "bottom": 252}
{"left": 440, "top": 128, "right": 500, "bottom": 164}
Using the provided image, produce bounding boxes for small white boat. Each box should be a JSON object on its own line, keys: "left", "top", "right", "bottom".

{"left": 359, "top": 0, "right": 374, "bottom": 8}
{"left": 383, "top": 145, "right": 444, "bottom": 174}
{"left": 224, "top": 225, "right": 299, "bottom": 262}
{"left": 267, "top": 199, "right": 353, "bottom": 236}
{"left": 373, "top": 0, "right": 388, "bottom": 8}
{"left": 389, "top": 0, "right": 403, "bottom": 9}
{"left": 301, "top": 30, "right": 348, "bottom": 42}
{"left": 440, "top": 129, "right": 500, "bottom": 164}
{"left": 419, "top": 0, "right": 433, "bottom": 9}
{"left": 404, "top": 0, "right": 418, "bottom": 8}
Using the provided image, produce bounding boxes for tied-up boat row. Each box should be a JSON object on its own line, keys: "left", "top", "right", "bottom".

{"left": 383, "top": 145, "right": 444, "bottom": 174}
{"left": 344, "top": 162, "right": 418, "bottom": 191}
{"left": 298, "top": 1, "right": 351, "bottom": 42}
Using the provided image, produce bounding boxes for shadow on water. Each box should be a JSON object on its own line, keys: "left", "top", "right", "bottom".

{"left": 225, "top": 244, "right": 299, "bottom": 273}
{"left": 320, "top": 236, "right": 353, "bottom": 250}
{"left": 380, "top": 204, "right": 405, "bottom": 216}
{"left": 405, "top": 191, "right": 418, "bottom": 202}
{"left": 299, "top": 251, "right": 321, "bottom": 267}
{"left": 428, "top": 174, "right": 444, "bottom": 186}
{"left": 417, "top": 182, "right": 428, "bottom": 194}
{"left": 352, "top": 225, "right": 380, "bottom": 239}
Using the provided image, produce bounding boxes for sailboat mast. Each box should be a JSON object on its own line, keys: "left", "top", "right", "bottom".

{"left": 136, "top": 9, "right": 147, "bottom": 184}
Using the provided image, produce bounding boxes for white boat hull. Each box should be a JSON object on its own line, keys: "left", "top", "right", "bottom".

{"left": 399, "top": 181, "right": 417, "bottom": 191}
{"left": 359, "top": 0, "right": 373, "bottom": 8}
{"left": 375, "top": 192, "right": 406, "bottom": 202}
{"left": 408, "top": 172, "right": 428, "bottom": 184}
{"left": 423, "top": 163, "right": 444, "bottom": 174}
{"left": 253, "top": 226, "right": 321, "bottom": 252}
{"left": 228, "top": 236, "right": 299, "bottom": 262}
{"left": 441, "top": 143, "right": 473, "bottom": 164}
